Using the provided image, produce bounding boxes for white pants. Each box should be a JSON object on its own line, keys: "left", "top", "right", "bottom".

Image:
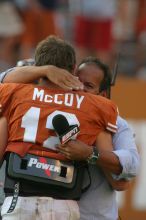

{"left": 1, "top": 196, "right": 80, "bottom": 220}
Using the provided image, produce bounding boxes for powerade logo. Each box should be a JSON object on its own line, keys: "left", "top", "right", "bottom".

{"left": 27, "top": 157, "right": 60, "bottom": 176}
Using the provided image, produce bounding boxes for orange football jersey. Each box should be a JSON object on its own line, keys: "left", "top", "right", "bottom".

{"left": 0, "top": 83, "right": 118, "bottom": 159}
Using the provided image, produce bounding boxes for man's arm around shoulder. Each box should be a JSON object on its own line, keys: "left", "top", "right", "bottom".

{"left": 95, "top": 131, "right": 130, "bottom": 191}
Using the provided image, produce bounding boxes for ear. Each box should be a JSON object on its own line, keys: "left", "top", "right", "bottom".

{"left": 72, "top": 64, "right": 78, "bottom": 76}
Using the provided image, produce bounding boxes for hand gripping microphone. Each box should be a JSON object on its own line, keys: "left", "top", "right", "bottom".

{"left": 52, "top": 114, "right": 80, "bottom": 145}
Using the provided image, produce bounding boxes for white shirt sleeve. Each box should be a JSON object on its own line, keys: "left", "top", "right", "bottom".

{"left": 112, "top": 116, "right": 140, "bottom": 180}
{"left": 0, "top": 68, "right": 15, "bottom": 83}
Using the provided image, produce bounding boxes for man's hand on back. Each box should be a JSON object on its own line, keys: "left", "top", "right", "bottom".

{"left": 46, "top": 66, "right": 84, "bottom": 91}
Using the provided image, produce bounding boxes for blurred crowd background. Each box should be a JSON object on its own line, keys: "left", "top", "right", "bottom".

{"left": 0, "top": 0, "right": 146, "bottom": 80}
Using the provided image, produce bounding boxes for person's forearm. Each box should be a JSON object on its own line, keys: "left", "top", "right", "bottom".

{"left": 95, "top": 132, "right": 130, "bottom": 190}
{"left": 57, "top": 136, "right": 122, "bottom": 174}
{"left": 112, "top": 149, "right": 140, "bottom": 179}
{"left": 3, "top": 66, "right": 47, "bottom": 83}
{"left": 3, "top": 65, "right": 84, "bottom": 90}
{"left": 96, "top": 131, "right": 122, "bottom": 175}
{"left": 103, "top": 168, "right": 130, "bottom": 191}
{"left": 97, "top": 150, "right": 122, "bottom": 175}
{"left": 113, "top": 117, "right": 140, "bottom": 179}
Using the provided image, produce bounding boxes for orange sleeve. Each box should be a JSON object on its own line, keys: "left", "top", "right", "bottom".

{"left": 0, "top": 83, "right": 19, "bottom": 115}
{"left": 95, "top": 98, "right": 118, "bottom": 134}
{"left": 105, "top": 100, "right": 118, "bottom": 133}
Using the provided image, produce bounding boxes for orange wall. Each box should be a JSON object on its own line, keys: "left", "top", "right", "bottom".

{"left": 111, "top": 78, "right": 146, "bottom": 119}
{"left": 111, "top": 78, "right": 146, "bottom": 220}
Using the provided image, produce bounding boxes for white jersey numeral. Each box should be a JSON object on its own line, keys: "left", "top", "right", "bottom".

{"left": 21, "top": 107, "right": 80, "bottom": 150}
{"left": 21, "top": 107, "right": 40, "bottom": 143}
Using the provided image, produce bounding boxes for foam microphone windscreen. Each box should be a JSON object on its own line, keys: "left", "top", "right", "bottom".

{"left": 52, "top": 114, "right": 70, "bottom": 136}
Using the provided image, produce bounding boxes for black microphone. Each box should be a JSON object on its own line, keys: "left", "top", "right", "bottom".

{"left": 52, "top": 114, "right": 80, "bottom": 144}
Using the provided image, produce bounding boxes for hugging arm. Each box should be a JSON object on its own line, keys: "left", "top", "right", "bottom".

{"left": 95, "top": 131, "right": 130, "bottom": 191}
{"left": 112, "top": 117, "right": 140, "bottom": 180}
{"left": 57, "top": 131, "right": 130, "bottom": 191}
{"left": 2, "top": 66, "right": 83, "bottom": 91}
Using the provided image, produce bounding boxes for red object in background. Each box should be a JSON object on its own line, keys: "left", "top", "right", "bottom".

{"left": 136, "top": 0, "right": 146, "bottom": 36}
{"left": 74, "top": 16, "right": 113, "bottom": 51}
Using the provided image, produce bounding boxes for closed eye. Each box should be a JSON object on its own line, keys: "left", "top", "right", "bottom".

{"left": 84, "top": 83, "right": 94, "bottom": 89}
